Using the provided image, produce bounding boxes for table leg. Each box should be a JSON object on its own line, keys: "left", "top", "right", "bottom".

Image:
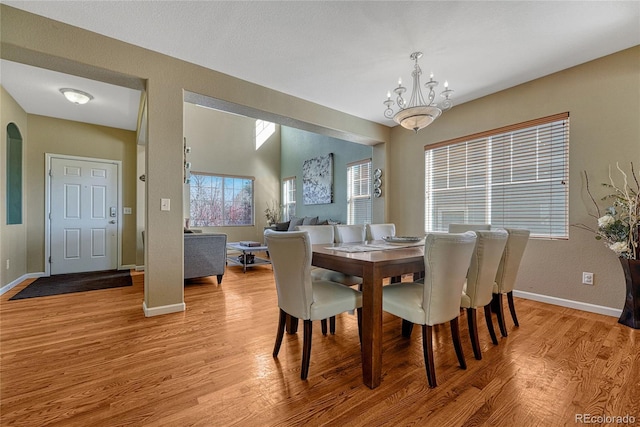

{"left": 361, "top": 264, "right": 383, "bottom": 389}
{"left": 243, "top": 250, "right": 247, "bottom": 273}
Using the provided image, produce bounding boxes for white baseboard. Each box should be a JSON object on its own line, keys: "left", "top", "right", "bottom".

{"left": 513, "top": 290, "right": 622, "bottom": 318}
{"left": 135, "top": 265, "right": 145, "bottom": 272}
{"left": 120, "top": 264, "right": 136, "bottom": 271}
{"left": 0, "top": 272, "right": 44, "bottom": 296}
{"left": 142, "top": 301, "right": 185, "bottom": 317}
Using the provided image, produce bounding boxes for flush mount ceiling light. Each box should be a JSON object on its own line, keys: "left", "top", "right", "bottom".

{"left": 59, "top": 88, "right": 94, "bottom": 105}
{"left": 383, "top": 52, "right": 453, "bottom": 133}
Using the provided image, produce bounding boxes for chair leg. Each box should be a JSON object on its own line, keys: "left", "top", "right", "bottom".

{"left": 286, "top": 315, "right": 298, "bottom": 334}
{"left": 507, "top": 291, "right": 519, "bottom": 327}
{"left": 484, "top": 305, "right": 499, "bottom": 345}
{"left": 273, "top": 309, "right": 287, "bottom": 357}
{"left": 301, "top": 319, "right": 313, "bottom": 380}
{"left": 216, "top": 274, "right": 223, "bottom": 284}
{"left": 356, "top": 308, "right": 363, "bottom": 344}
{"left": 321, "top": 319, "right": 328, "bottom": 336}
{"left": 402, "top": 319, "right": 414, "bottom": 337}
{"left": 466, "top": 308, "right": 482, "bottom": 360}
{"left": 330, "top": 316, "right": 336, "bottom": 334}
{"left": 493, "top": 293, "right": 508, "bottom": 337}
{"left": 421, "top": 324, "right": 437, "bottom": 388}
{"left": 450, "top": 318, "right": 466, "bottom": 370}
{"left": 390, "top": 275, "right": 402, "bottom": 283}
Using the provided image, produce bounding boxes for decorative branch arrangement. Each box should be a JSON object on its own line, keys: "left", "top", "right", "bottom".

{"left": 575, "top": 163, "right": 639, "bottom": 259}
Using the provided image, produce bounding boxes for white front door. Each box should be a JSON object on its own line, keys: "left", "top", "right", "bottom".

{"left": 50, "top": 157, "right": 118, "bottom": 274}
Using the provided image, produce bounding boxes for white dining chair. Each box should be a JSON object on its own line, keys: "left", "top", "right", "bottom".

{"left": 265, "top": 230, "right": 362, "bottom": 380}
{"left": 492, "top": 228, "right": 530, "bottom": 337}
{"left": 448, "top": 223, "right": 491, "bottom": 233}
{"left": 461, "top": 229, "right": 508, "bottom": 360}
{"left": 296, "top": 225, "right": 363, "bottom": 328}
{"left": 366, "top": 223, "right": 396, "bottom": 241}
{"left": 382, "top": 231, "right": 477, "bottom": 387}
{"left": 334, "top": 224, "right": 366, "bottom": 243}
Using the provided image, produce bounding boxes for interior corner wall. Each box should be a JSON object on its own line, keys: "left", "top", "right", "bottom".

{"left": 280, "top": 126, "right": 373, "bottom": 224}
{"left": 0, "top": 85, "right": 28, "bottom": 288}
{"left": 387, "top": 46, "right": 640, "bottom": 311}
{"left": 25, "top": 115, "right": 138, "bottom": 273}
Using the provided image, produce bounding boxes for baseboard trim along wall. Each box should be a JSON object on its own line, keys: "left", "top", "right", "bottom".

{"left": 0, "top": 272, "right": 44, "bottom": 296}
{"left": 142, "top": 301, "right": 186, "bottom": 317}
{"left": 514, "top": 290, "right": 622, "bottom": 318}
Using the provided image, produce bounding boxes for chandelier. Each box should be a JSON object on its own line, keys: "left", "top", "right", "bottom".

{"left": 383, "top": 52, "right": 453, "bottom": 133}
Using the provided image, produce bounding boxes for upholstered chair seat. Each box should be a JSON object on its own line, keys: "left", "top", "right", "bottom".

{"left": 491, "top": 228, "right": 530, "bottom": 336}
{"left": 382, "top": 231, "right": 477, "bottom": 387}
{"left": 265, "top": 230, "right": 362, "bottom": 380}
{"left": 460, "top": 229, "right": 508, "bottom": 360}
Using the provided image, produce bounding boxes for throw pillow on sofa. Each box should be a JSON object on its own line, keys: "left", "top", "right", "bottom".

{"left": 288, "top": 216, "right": 305, "bottom": 231}
{"left": 302, "top": 216, "right": 319, "bottom": 225}
{"left": 275, "top": 221, "right": 290, "bottom": 231}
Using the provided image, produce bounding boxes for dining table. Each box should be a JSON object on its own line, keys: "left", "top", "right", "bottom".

{"left": 311, "top": 240, "right": 425, "bottom": 389}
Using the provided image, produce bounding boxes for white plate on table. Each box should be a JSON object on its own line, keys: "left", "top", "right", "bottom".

{"left": 382, "top": 236, "right": 424, "bottom": 244}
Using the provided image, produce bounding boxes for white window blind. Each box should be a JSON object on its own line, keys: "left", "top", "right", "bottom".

{"left": 425, "top": 113, "right": 569, "bottom": 239}
{"left": 347, "top": 159, "right": 372, "bottom": 225}
{"left": 282, "top": 176, "right": 296, "bottom": 221}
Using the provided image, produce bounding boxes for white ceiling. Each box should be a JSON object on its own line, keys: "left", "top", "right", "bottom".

{"left": 2, "top": 1, "right": 639, "bottom": 132}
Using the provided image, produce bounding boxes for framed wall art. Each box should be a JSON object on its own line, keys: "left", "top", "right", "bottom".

{"left": 302, "top": 153, "right": 333, "bottom": 205}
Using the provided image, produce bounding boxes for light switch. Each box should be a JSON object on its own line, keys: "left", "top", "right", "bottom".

{"left": 123, "top": 207, "right": 132, "bottom": 214}
{"left": 160, "top": 198, "right": 171, "bottom": 211}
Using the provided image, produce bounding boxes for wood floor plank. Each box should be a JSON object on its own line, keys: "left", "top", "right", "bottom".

{"left": 2, "top": 268, "right": 639, "bottom": 426}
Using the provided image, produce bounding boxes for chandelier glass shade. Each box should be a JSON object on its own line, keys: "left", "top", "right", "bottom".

{"left": 383, "top": 52, "right": 453, "bottom": 133}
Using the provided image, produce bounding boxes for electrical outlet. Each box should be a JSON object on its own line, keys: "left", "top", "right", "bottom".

{"left": 582, "top": 272, "right": 594, "bottom": 285}
{"left": 5, "top": 259, "right": 9, "bottom": 270}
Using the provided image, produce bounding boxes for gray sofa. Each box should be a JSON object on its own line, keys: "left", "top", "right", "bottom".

{"left": 184, "top": 233, "right": 227, "bottom": 284}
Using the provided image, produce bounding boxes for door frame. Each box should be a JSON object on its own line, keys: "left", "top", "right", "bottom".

{"left": 44, "top": 153, "right": 123, "bottom": 277}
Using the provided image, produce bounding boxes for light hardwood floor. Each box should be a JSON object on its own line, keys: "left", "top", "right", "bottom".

{"left": 2, "top": 264, "right": 639, "bottom": 426}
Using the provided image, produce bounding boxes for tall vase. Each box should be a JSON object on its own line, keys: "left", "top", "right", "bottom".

{"left": 618, "top": 258, "right": 640, "bottom": 329}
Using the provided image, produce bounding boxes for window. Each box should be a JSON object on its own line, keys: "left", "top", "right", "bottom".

{"left": 282, "top": 176, "right": 296, "bottom": 221}
{"left": 347, "top": 159, "right": 372, "bottom": 225}
{"left": 189, "top": 173, "right": 254, "bottom": 226}
{"left": 255, "top": 119, "right": 276, "bottom": 149}
{"left": 425, "top": 113, "right": 569, "bottom": 239}
{"left": 6, "top": 123, "right": 23, "bottom": 225}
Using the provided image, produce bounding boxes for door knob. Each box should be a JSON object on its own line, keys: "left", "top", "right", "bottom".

{"left": 109, "top": 220, "right": 116, "bottom": 224}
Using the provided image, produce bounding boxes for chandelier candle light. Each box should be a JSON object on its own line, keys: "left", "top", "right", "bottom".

{"left": 383, "top": 52, "right": 453, "bottom": 133}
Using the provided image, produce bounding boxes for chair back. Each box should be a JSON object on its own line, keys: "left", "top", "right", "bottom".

{"left": 264, "top": 231, "right": 314, "bottom": 320}
{"left": 334, "top": 224, "right": 366, "bottom": 243}
{"left": 422, "top": 232, "right": 477, "bottom": 325}
{"left": 296, "top": 225, "right": 335, "bottom": 244}
{"left": 464, "top": 229, "right": 508, "bottom": 308}
{"left": 448, "top": 223, "right": 491, "bottom": 233}
{"left": 495, "top": 228, "right": 530, "bottom": 293}
{"left": 366, "top": 223, "right": 396, "bottom": 241}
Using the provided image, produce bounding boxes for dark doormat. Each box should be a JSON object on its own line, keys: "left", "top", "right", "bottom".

{"left": 9, "top": 270, "right": 132, "bottom": 300}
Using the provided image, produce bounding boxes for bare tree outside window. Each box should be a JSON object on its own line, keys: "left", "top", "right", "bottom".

{"left": 190, "top": 173, "right": 254, "bottom": 226}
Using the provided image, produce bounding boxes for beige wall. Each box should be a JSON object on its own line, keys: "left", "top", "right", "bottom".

{"left": 388, "top": 46, "right": 640, "bottom": 310}
{"left": 0, "top": 86, "right": 28, "bottom": 288}
{"left": 24, "top": 115, "right": 138, "bottom": 272}
{"left": 183, "top": 103, "right": 281, "bottom": 243}
{"left": 0, "top": 5, "right": 388, "bottom": 313}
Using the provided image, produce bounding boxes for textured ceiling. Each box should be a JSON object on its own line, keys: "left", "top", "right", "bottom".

{"left": 2, "top": 1, "right": 639, "bottom": 131}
